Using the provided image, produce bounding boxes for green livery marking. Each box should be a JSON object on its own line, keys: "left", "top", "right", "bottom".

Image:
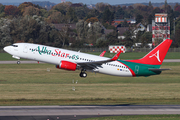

{"left": 118, "top": 60, "right": 161, "bottom": 77}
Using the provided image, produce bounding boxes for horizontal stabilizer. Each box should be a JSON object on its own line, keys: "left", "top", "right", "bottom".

{"left": 148, "top": 68, "right": 171, "bottom": 72}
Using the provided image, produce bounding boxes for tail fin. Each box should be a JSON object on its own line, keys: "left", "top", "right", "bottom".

{"left": 126, "top": 39, "right": 172, "bottom": 65}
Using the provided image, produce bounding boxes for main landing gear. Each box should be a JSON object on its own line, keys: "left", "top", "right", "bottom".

{"left": 17, "top": 60, "right": 20, "bottom": 65}
{"left": 79, "top": 69, "right": 87, "bottom": 78}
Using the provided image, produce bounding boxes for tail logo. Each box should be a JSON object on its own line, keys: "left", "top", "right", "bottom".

{"left": 149, "top": 50, "right": 161, "bottom": 62}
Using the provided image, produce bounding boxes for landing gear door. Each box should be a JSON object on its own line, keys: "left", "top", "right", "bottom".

{"left": 23, "top": 45, "right": 28, "bottom": 53}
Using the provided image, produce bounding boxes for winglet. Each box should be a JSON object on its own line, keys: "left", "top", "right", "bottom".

{"left": 111, "top": 51, "right": 122, "bottom": 61}
{"left": 99, "top": 51, "right": 106, "bottom": 57}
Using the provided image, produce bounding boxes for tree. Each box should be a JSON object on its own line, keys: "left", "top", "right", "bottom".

{"left": 174, "top": 3, "right": 180, "bottom": 17}
{"left": 0, "top": 4, "right": 5, "bottom": 13}
{"left": 135, "top": 31, "right": 144, "bottom": 43}
{"left": 152, "top": 7, "right": 162, "bottom": 15}
{"left": 175, "top": 3, "right": 180, "bottom": 12}
{"left": 123, "top": 30, "right": 134, "bottom": 47}
{"left": 57, "top": 26, "right": 70, "bottom": 47}
{"left": 95, "top": 2, "right": 107, "bottom": 12}
{"left": 115, "top": 7, "right": 125, "bottom": 19}
{"left": 87, "top": 9, "right": 100, "bottom": 18}
{"left": 46, "top": 11, "right": 64, "bottom": 23}
{"left": 0, "top": 18, "right": 13, "bottom": 47}
{"left": 121, "top": 19, "right": 129, "bottom": 27}
{"left": 102, "top": 7, "right": 114, "bottom": 24}
{"left": 40, "top": 9, "right": 48, "bottom": 18}
{"left": 18, "top": 2, "right": 34, "bottom": 15}
{"left": 96, "top": 39, "right": 108, "bottom": 48}
{"left": 148, "top": 14, "right": 153, "bottom": 24}
{"left": 7, "top": 16, "right": 59, "bottom": 45}
{"left": 76, "top": 20, "right": 104, "bottom": 45}
{"left": 66, "top": 7, "right": 78, "bottom": 23}
{"left": 140, "top": 32, "right": 152, "bottom": 47}
{"left": 106, "top": 31, "right": 118, "bottom": 45}
{"left": 0, "top": 4, "right": 5, "bottom": 18}
{"left": 174, "top": 21, "right": 180, "bottom": 47}
{"left": 136, "top": 14, "right": 143, "bottom": 24}
{"left": 86, "top": 17, "right": 99, "bottom": 23}
{"left": 149, "top": 1, "right": 152, "bottom": 7}
{"left": 4, "top": 5, "right": 19, "bottom": 16}
{"left": 74, "top": 5, "right": 89, "bottom": 19}
{"left": 23, "top": 6, "right": 40, "bottom": 16}
{"left": 51, "top": 2, "right": 72, "bottom": 14}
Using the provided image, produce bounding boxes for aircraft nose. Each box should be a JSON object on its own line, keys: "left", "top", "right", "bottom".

{"left": 3, "top": 46, "right": 7, "bottom": 52}
{"left": 3, "top": 46, "right": 10, "bottom": 53}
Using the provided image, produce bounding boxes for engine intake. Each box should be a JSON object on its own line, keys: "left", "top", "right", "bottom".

{"left": 56, "top": 60, "right": 77, "bottom": 71}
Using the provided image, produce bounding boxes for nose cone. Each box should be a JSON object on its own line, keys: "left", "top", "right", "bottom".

{"left": 3, "top": 46, "right": 10, "bottom": 53}
{"left": 3, "top": 46, "right": 7, "bottom": 52}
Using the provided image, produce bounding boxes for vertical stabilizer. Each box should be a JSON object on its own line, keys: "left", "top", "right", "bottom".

{"left": 126, "top": 39, "right": 172, "bottom": 65}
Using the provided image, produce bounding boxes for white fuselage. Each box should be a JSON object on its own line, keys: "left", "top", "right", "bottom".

{"left": 4, "top": 43, "right": 133, "bottom": 77}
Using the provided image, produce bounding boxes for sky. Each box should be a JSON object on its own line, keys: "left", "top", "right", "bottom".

{"left": 0, "top": 0, "right": 180, "bottom": 5}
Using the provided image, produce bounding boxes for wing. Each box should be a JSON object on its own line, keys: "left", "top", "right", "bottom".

{"left": 77, "top": 51, "right": 121, "bottom": 70}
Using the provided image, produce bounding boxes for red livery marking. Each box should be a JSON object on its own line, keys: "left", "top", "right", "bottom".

{"left": 117, "top": 61, "right": 136, "bottom": 77}
{"left": 126, "top": 39, "right": 172, "bottom": 65}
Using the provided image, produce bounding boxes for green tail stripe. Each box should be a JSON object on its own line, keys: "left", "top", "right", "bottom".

{"left": 118, "top": 60, "right": 161, "bottom": 76}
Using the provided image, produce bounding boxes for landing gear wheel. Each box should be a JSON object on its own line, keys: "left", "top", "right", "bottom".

{"left": 79, "top": 69, "right": 87, "bottom": 78}
{"left": 17, "top": 60, "right": 20, "bottom": 65}
{"left": 82, "top": 72, "right": 87, "bottom": 77}
{"left": 79, "top": 72, "right": 87, "bottom": 78}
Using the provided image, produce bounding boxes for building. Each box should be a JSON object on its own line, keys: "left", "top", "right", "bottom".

{"left": 111, "top": 19, "right": 136, "bottom": 27}
{"left": 152, "top": 13, "right": 170, "bottom": 46}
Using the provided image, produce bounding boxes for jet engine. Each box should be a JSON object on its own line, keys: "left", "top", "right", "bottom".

{"left": 56, "top": 60, "right": 77, "bottom": 71}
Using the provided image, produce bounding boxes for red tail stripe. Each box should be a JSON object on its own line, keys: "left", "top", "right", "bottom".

{"left": 117, "top": 61, "right": 136, "bottom": 77}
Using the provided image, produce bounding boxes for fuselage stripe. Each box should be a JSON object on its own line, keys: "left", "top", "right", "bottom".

{"left": 117, "top": 61, "right": 136, "bottom": 77}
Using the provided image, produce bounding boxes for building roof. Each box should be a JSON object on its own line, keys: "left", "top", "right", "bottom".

{"left": 111, "top": 19, "right": 136, "bottom": 27}
{"left": 104, "top": 29, "right": 114, "bottom": 35}
{"left": 117, "top": 27, "right": 129, "bottom": 36}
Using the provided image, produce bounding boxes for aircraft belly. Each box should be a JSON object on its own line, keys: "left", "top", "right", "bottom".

{"left": 98, "top": 66, "right": 132, "bottom": 77}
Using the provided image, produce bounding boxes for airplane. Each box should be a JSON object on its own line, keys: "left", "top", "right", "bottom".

{"left": 3, "top": 39, "right": 172, "bottom": 78}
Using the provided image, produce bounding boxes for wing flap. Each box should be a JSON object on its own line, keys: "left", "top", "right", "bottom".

{"left": 77, "top": 51, "right": 122, "bottom": 70}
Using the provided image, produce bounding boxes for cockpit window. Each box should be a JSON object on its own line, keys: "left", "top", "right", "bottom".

{"left": 11, "top": 45, "right": 18, "bottom": 47}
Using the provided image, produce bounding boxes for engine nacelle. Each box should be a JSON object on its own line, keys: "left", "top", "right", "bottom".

{"left": 56, "top": 60, "right": 77, "bottom": 71}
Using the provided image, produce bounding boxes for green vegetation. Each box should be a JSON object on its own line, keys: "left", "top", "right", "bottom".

{"left": 0, "top": 2, "right": 180, "bottom": 48}
{"left": 0, "top": 63, "right": 180, "bottom": 105}
{"left": 1, "top": 52, "right": 180, "bottom": 61}
{"left": 0, "top": 53, "right": 27, "bottom": 61}
{"left": 82, "top": 115, "right": 180, "bottom": 120}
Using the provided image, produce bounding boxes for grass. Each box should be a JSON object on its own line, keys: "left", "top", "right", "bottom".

{"left": 1, "top": 52, "right": 180, "bottom": 61}
{"left": 0, "top": 63, "right": 180, "bottom": 105}
{"left": 0, "top": 53, "right": 27, "bottom": 61}
{"left": 87, "top": 52, "right": 180, "bottom": 59}
{"left": 82, "top": 115, "right": 180, "bottom": 120}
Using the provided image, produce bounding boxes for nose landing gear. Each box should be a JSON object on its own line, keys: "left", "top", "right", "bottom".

{"left": 17, "top": 60, "right": 20, "bottom": 65}
{"left": 79, "top": 69, "right": 87, "bottom": 78}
